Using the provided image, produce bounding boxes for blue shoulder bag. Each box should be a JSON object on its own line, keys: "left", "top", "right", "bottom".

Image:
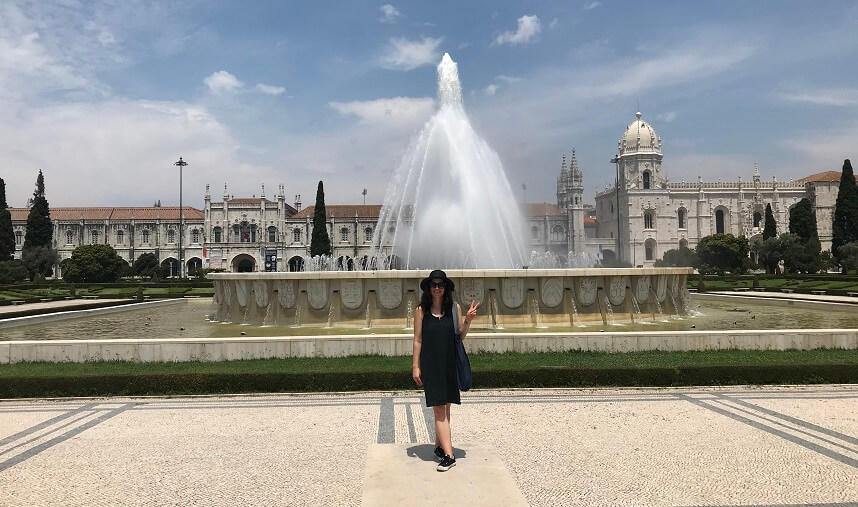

{"left": 452, "top": 302, "right": 472, "bottom": 391}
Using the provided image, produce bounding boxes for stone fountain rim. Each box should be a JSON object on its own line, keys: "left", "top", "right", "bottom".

{"left": 208, "top": 267, "right": 693, "bottom": 280}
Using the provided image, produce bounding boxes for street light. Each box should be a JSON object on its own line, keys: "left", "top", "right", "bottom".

{"left": 610, "top": 154, "right": 621, "bottom": 264}
{"left": 174, "top": 156, "right": 188, "bottom": 278}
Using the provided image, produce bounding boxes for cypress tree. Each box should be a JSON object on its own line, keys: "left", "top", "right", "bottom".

{"left": 763, "top": 203, "right": 777, "bottom": 240}
{"left": 310, "top": 181, "right": 332, "bottom": 257}
{"left": 832, "top": 159, "right": 858, "bottom": 262}
{"left": 0, "top": 178, "right": 14, "bottom": 261}
{"left": 22, "top": 170, "right": 55, "bottom": 277}
{"left": 788, "top": 198, "right": 818, "bottom": 242}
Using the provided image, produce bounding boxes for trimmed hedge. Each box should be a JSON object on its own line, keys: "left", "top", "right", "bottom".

{"left": 3, "top": 364, "right": 857, "bottom": 398}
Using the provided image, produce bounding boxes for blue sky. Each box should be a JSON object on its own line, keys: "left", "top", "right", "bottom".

{"left": 2, "top": 0, "right": 858, "bottom": 208}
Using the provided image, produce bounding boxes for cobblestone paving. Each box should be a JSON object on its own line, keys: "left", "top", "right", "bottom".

{"left": 1, "top": 386, "right": 856, "bottom": 506}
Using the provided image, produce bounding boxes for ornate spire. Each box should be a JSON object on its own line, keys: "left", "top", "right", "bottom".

{"left": 261, "top": 183, "right": 265, "bottom": 198}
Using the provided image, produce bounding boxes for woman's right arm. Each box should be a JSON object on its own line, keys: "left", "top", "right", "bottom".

{"left": 412, "top": 306, "right": 423, "bottom": 387}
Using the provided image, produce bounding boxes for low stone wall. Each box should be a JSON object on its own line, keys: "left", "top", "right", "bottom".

{"left": 2, "top": 329, "right": 856, "bottom": 363}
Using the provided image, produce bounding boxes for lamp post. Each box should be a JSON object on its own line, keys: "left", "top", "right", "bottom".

{"left": 174, "top": 157, "right": 188, "bottom": 278}
{"left": 610, "top": 154, "right": 621, "bottom": 264}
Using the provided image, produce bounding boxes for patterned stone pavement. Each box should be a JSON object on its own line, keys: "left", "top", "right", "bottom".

{"left": 1, "top": 386, "right": 856, "bottom": 506}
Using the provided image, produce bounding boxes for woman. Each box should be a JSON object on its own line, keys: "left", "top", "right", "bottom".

{"left": 412, "top": 269, "right": 480, "bottom": 472}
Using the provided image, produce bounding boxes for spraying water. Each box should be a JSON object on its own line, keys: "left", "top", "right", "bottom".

{"left": 370, "top": 53, "right": 527, "bottom": 269}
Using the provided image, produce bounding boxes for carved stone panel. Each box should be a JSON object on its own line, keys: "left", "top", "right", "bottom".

{"left": 340, "top": 280, "right": 363, "bottom": 310}
{"left": 235, "top": 280, "right": 248, "bottom": 307}
{"left": 213, "top": 282, "right": 222, "bottom": 305}
{"left": 221, "top": 282, "right": 232, "bottom": 306}
{"left": 278, "top": 280, "right": 295, "bottom": 308}
{"left": 307, "top": 280, "right": 328, "bottom": 310}
{"left": 378, "top": 280, "right": 402, "bottom": 310}
{"left": 540, "top": 278, "right": 563, "bottom": 308}
{"left": 635, "top": 276, "right": 651, "bottom": 303}
{"left": 608, "top": 276, "right": 627, "bottom": 306}
{"left": 576, "top": 277, "right": 597, "bottom": 307}
{"left": 656, "top": 276, "right": 668, "bottom": 303}
{"left": 501, "top": 278, "right": 525, "bottom": 308}
{"left": 253, "top": 280, "right": 269, "bottom": 307}
{"left": 460, "top": 278, "right": 484, "bottom": 304}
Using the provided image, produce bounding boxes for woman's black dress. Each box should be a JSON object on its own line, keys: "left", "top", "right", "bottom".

{"left": 420, "top": 303, "right": 461, "bottom": 407}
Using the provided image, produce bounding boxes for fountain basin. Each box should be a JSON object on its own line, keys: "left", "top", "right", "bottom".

{"left": 207, "top": 268, "right": 693, "bottom": 328}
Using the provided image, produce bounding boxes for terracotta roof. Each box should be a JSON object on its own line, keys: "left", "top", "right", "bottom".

{"left": 9, "top": 206, "right": 204, "bottom": 222}
{"left": 584, "top": 217, "right": 597, "bottom": 226}
{"left": 523, "top": 202, "right": 563, "bottom": 216}
{"left": 797, "top": 170, "right": 857, "bottom": 183}
{"left": 292, "top": 205, "right": 383, "bottom": 219}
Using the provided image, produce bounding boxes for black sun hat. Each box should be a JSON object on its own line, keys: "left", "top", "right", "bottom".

{"left": 420, "top": 269, "right": 455, "bottom": 291}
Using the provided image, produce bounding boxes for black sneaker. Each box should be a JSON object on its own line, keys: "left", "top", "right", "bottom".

{"left": 436, "top": 455, "right": 456, "bottom": 472}
{"left": 433, "top": 446, "right": 445, "bottom": 461}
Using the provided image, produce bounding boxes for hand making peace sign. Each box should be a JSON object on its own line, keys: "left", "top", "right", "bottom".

{"left": 465, "top": 299, "right": 482, "bottom": 324}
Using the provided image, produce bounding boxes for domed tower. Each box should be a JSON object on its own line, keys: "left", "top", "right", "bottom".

{"left": 617, "top": 111, "right": 663, "bottom": 190}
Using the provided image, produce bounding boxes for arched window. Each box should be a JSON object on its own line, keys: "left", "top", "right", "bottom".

{"left": 610, "top": 202, "right": 614, "bottom": 214}
{"left": 642, "top": 171, "right": 651, "bottom": 189}
{"left": 213, "top": 227, "right": 222, "bottom": 243}
{"left": 645, "top": 238, "right": 657, "bottom": 261}
{"left": 531, "top": 225, "right": 539, "bottom": 240}
{"left": 292, "top": 228, "right": 301, "bottom": 243}
{"left": 238, "top": 222, "right": 251, "bottom": 242}
{"left": 753, "top": 211, "right": 762, "bottom": 228}
{"left": 679, "top": 238, "right": 688, "bottom": 250}
{"left": 387, "top": 226, "right": 395, "bottom": 235}
{"left": 142, "top": 229, "right": 150, "bottom": 244}
{"left": 715, "top": 209, "right": 725, "bottom": 234}
{"left": 268, "top": 226, "right": 276, "bottom": 243}
{"left": 116, "top": 230, "right": 124, "bottom": 245}
{"left": 15, "top": 231, "right": 22, "bottom": 245}
{"left": 551, "top": 225, "right": 564, "bottom": 242}
{"left": 365, "top": 227, "right": 373, "bottom": 242}
{"left": 167, "top": 229, "right": 175, "bottom": 244}
{"left": 677, "top": 208, "right": 687, "bottom": 229}
{"left": 66, "top": 230, "right": 73, "bottom": 245}
{"left": 192, "top": 229, "right": 201, "bottom": 244}
{"left": 92, "top": 230, "right": 99, "bottom": 244}
{"left": 644, "top": 212, "right": 654, "bottom": 230}
{"left": 340, "top": 227, "right": 349, "bottom": 242}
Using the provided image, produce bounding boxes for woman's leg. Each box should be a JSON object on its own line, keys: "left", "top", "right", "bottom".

{"left": 436, "top": 404, "right": 451, "bottom": 448}
{"left": 433, "top": 405, "right": 453, "bottom": 457}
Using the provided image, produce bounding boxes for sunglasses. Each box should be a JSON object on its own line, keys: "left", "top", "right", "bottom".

{"left": 429, "top": 281, "right": 446, "bottom": 289}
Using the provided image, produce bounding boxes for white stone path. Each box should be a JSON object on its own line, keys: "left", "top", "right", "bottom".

{"left": 1, "top": 386, "right": 857, "bottom": 506}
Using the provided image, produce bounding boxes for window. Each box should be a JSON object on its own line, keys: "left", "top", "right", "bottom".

{"left": 715, "top": 209, "right": 725, "bottom": 234}
{"left": 92, "top": 230, "right": 99, "bottom": 244}
{"left": 268, "top": 226, "right": 276, "bottom": 243}
{"left": 643, "top": 171, "right": 651, "bottom": 190}
{"left": 116, "top": 230, "right": 124, "bottom": 245}
{"left": 340, "top": 227, "right": 349, "bottom": 242}
{"left": 678, "top": 208, "right": 687, "bottom": 229}
{"left": 238, "top": 223, "right": 252, "bottom": 242}
{"left": 531, "top": 226, "right": 539, "bottom": 240}
{"left": 142, "top": 229, "right": 150, "bottom": 244}
{"left": 387, "top": 226, "right": 395, "bottom": 235}
{"left": 610, "top": 202, "right": 614, "bottom": 214}
{"left": 753, "top": 211, "right": 762, "bottom": 228}
{"left": 15, "top": 231, "right": 22, "bottom": 245}
{"left": 679, "top": 238, "right": 688, "bottom": 250}
{"left": 551, "top": 225, "right": 564, "bottom": 242}
{"left": 365, "top": 227, "right": 373, "bottom": 242}
{"left": 192, "top": 229, "right": 201, "bottom": 244}
{"left": 234, "top": 225, "right": 240, "bottom": 242}
{"left": 644, "top": 212, "right": 654, "bottom": 230}
{"left": 292, "top": 228, "right": 301, "bottom": 243}
{"left": 645, "top": 239, "right": 656, "bottom": 261}
{"left": 213, "top": 227, "right": 222, "bottom": 243}
{"left": 167, "top": 229, "right": 175, "bottom": 244}
{"left": 66, "top": 230, "right": 73, "bottom": 245}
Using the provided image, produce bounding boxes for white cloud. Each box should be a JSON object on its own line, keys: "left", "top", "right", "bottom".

{"left": 778, "top": 88, "right": 858, "bottom": 106}
{"left": 378, "top": 37, "right": 442, "bottom": 71}
{"left": 378, "top": 4, "right": 401, "bottom": 23}
{"left": 495, "top": 15, "right": 541, "bottom": 46}
{"left": 484, "top": 84, "right": 498, "bottom": 96}
{"left": 657, "top": 111, "right": 677, "bottom": 122}
{"left": 203, "top": 70, "right": 243, "bottom": 94}
{"left": 583, "top": 2, "right": 602, "bottom": 10}
{"left": 329, "top": 96, "right": 434, "bottom": 126}
{"left": 495, "top": 75, "right": 522, "bottom": 83}
{"left": 549, "top": 18, "right": 559, "bottom": 29}
{"left": 256, "top": 83, "right": 286, "bottom": 96}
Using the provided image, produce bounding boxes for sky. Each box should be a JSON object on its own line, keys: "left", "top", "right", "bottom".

{"left": 2, "top": 0, "right": 858, "bottom": 209}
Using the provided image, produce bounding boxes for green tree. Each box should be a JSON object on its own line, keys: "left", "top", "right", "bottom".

{"left": 788, "top": 198, "right": 818, "bottom": 242}
{"left": 0, "top": 260, "right": 27, "bottom": 283}
{"left": 755, "top": 236, "right": 783, "bottom": 274}
{"left": 763, "top": 203, "right": 777, "bottom": 240}
{"left": 832, "top": 159, "right": 858, "bottom": 265}
{"left": 132, "top": 252, "right": 162, "bottom": 279}
{"left": 655, "top": 246, "right": 698, "bottom": 267}
{"left": 0, "top": 178, "right": 14, "bottom": 261}
{"left": 838, "top": 241, "right": 858, "bottom": 273}
{"left": 22, "top": 170, "right": 55, "bottom": 278}
{"left": 62, "top": 244, "right": 128, "bottom": 283}
{"left": 310, "top": 181, "right": 332, "bottom": 257}
{"left": 694, "top": 233, "right": 750, "bottom": 274}
{"left": 781, "top": 234, "right": 824, "bottom": 274}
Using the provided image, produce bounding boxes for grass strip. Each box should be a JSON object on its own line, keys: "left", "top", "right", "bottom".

{"left": 1, "top": 350, "right": 857, "bottom": 398}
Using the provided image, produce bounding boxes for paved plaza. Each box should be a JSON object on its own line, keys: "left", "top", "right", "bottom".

{"left": 1, "top": 386, "right": 857, "bottom": 506}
